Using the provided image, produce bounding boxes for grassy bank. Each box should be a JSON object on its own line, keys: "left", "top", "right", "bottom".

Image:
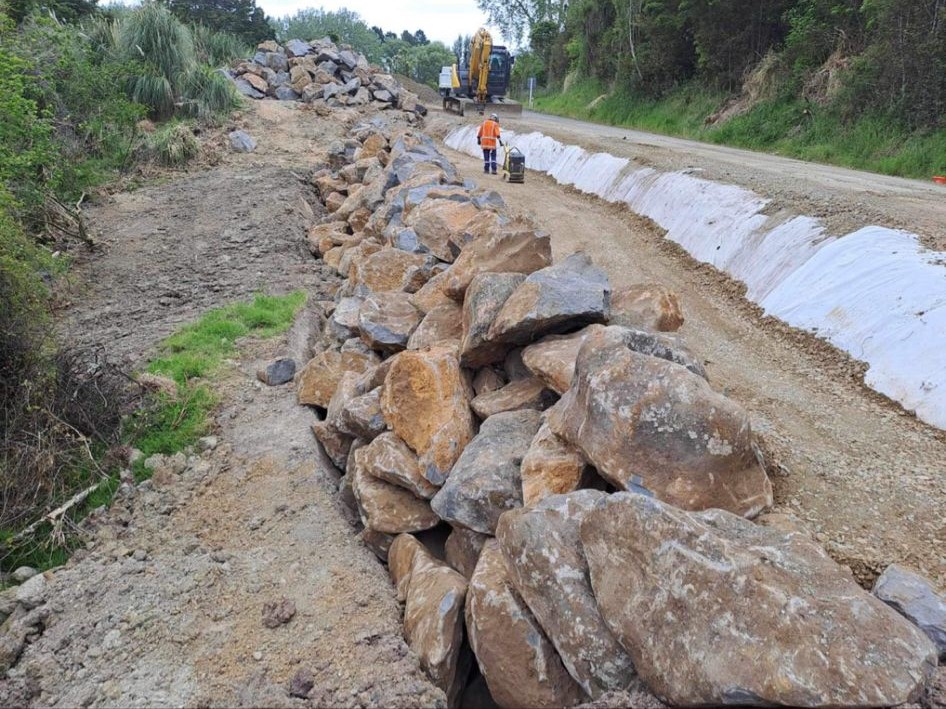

{"left": 2, "top": 292, "right": 306, "bottom": 573}
{"left": 530, "top": 80, "right": 946, "bottom": 179}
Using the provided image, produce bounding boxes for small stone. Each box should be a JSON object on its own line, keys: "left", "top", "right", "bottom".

{"left": 228, "top": 130, "right": 257, "bottom": 153}
{"left": 262, "top": 597, "right": 297, "bottom": 628}
{"left": 15, "top": 574, "right": 47, "bottom": 610}
{"left": 253, "top": 651, "right": 263, "bottom": 661}
{"left": 289, "top": 668, "right": 315, "bottom": 698}
{"left": 11, "top": 567, "right": 37, "bottom": 584}
{"left": 197, "top": 436, "right": 218, "bottom": 452}
{"left": 257, "top": 357, "right": 296, "bottom": 386}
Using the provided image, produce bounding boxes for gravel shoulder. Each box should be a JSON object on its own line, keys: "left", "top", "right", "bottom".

{"left": 440, "top": 138, "right": 946, "bottom": 588}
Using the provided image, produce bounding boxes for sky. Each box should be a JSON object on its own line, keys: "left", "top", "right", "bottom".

{"left": 255, "top": 0, "right": 507, "bottom": 47}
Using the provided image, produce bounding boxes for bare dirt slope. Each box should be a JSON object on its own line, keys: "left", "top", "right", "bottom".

{"left": 445, "top": 109, "right": 946, "bottom": 250}
{"left": 442, "top": 143, "right": 946, "bottom": 588}
{"left": 1, "top": 101, "right": 444, "bottom": 708}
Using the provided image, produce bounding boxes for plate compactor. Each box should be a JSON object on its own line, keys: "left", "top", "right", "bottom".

{"left": 501, "top": 143, "right": 525, "bottom": 184}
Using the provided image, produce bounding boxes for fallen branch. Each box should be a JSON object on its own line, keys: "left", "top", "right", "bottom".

{"left": 11, "top": 481, "right": 102, "bottom": 544}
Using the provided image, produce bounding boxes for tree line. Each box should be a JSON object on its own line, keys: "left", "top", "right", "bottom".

{"left": 483, "top": 0, "right": 946, "bottom": 131}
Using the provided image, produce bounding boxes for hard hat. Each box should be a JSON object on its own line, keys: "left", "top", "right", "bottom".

{"left": 490, "top": 113, "right": 499, "bottom": 121}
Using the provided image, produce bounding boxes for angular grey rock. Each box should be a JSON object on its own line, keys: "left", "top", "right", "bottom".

{"left": 14, "top": 573, "right": 47, "bottom": 610}
{"left": 431, "top": 410, "right": 543, "bottom": 534}
{"left": 445, "top": 526, "right": 488, "bottom": 578}
{"left": 257, "top": 357, "right": 295, "bottom": 385}
{"left": 266, "top": 51, "right": 289, "bottom": 72}
{"left": 274, "top": 85, "right": 300, "bottom": 101}
{"left": 338, "top": 387, "right": 386, "bottom": 441}
{"left": 322, "top": 82, "right": 343, "bottom": 100}
{"left": 582, "top": 493, "right": 939, "bottom": 708}
{"left": 338, "top": 49, "right": 359, "bottom": 70}
{"left": 372, "top": 89, "right": 393, "bottom": 103}
{"left": 495, "top": 491, "right": 636, "bottom": 698}
{"left": 487, "top": 252, "right": 610, "bottom": 347}
{"left": 358, "top": 291, "right": 421, "bottom": 353}
{"left": 285, "top": 39, "right": 310, "bottom": 57}
{"left": 391, "top": 228, "right": 429, "bottom": 254}
{"left": 229, "top": 130, "right": 257, "bottom": 153}
{"left": 874, "top": 564, "right": 946, "bottom": 659}
{"left": 233, "top": 78, "right": 264, "bottom": 99}
{"left": 459, "top": 272, "right": 526, "bottom": 369}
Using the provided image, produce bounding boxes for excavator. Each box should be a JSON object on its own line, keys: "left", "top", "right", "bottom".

{"left": 439, "top": 28, "right": 522, "bottom": 117}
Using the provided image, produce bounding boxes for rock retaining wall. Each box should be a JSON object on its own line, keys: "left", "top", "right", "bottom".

{"left": 287, "top": 88, "right": 945, "bottom": 708}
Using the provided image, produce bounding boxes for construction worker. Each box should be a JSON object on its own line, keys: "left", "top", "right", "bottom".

{"left": 477, "top": 113, "right": 501, "bottom": 175}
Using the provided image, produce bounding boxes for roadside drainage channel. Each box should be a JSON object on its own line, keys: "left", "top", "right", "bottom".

{"left": 444, "top": 125, "right": 946, "bottom": 431}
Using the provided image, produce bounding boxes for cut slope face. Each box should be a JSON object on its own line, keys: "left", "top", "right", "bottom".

{"left": 446, "top": 125, "right": 946, "bottom": 430}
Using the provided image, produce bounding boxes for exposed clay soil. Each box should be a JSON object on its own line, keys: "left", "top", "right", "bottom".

{"left": 1, "top": 101, "right": 445, "bottom": 708}
{"left": 438, "top": 132, "right": 946, "bottom": 589}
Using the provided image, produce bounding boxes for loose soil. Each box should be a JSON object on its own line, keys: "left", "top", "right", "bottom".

{"left": 438, "top": 126, "right": 946, "bottom": 589}
{"left": 1, "top": 101, "right": 444, "bottom": 707}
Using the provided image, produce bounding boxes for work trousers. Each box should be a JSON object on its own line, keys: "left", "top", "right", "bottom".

{"left": 482, "top": 148, "right": 497, "bottom": 174}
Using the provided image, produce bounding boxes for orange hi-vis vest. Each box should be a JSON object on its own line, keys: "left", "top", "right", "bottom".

{"left": 478, "top": 119, "right": 501, "bottom": 149}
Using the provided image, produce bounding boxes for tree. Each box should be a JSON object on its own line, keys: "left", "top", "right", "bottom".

{"left": 167, "top": 0, "right": 273, "bottom": 45}
{"left": 476, "top": 0, "right": 570, "bottom": 44}
{"left": 452, "top": 33, "right": 472, "bottom": 64}
{"left": 400, "top": 29, "right": 417, "bottom": 45}
{"left": 414, "top": 28, "right": 428, "bottom": 44}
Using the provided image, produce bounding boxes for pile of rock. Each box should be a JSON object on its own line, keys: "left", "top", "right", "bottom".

{"left": 287, "top": 109, "right": 945, "bottom": 707}
{"left": 228, "top": 37, "right": 426, "bottom": 115}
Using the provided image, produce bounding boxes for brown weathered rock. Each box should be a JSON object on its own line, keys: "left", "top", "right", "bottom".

{"left": 381, "top": 345, "right": 476, "bottom": 486}
{"left": 323, "top": 244, "right": 348, "bottom": 271}
{"left": 360, "top": 432, "right": 438, "bottom": 499}
{"left": 361, "top": 527, "right": 395, "bottom": 560}
{"left": 311, "top": 420, "right": 353, "bottom": 470}
{"left": 609, "top": 283, "right": 683, "bottom": 332}
{"left": 467, "top": 541, "right": 586, "bottom": 709}
{"left": 289, "top": 65, "right": 311, "bottom": 92}
{"left": 548, "top": 326, "right": 771, "bottom": 517}
{"left": 521, "top": 421, "right": 590, "bottom": 506}
{"left": 495, "top": 491, "right": 636, "bottom": 698}
{"left": 296, "top": 349, "right": 378, "bottom": 408}
{"left": 406, "top": 199, "right": 482, "bottom": 262}
{"left": 388, "top": 533, "right": 427, "bottom": 600}
{"left": 325, "top": 191, "right": 346, "bottom": 213}
{"left": 431, "top": 410, "right": 543, "bottom": 534}
{"left": 313, "top": 174, "right": 347, "bottom": 200}
{"left": 522, "top": 329, "right": 592, "bottom": 395}
{"left": 459, "top": 272, "right": 525, "bottom": 369}
{"left": 338, "top": 239, "right": 382, "bottom": 281}
{"left": 470, "top": 377, "right": 556, "bottom": 420}
{"left": 358, "top": 291, "right": 421, "bottom": 353}
{"left": 444, "top": 527, "right": 488, "bottom": 578}
{"left": 358, "top": 132, "right": 388, "bottom": 160}
{"left": 393, "top": 534, "right": 471, "bottom": 705}
{"left": 472, "top": 367, "right": 506, "bottom": 396}
{"left": 348, "top": 207, "right": 372, "bottom": 233}
{"left": 261, "top": 597, "right": 296, "bottom": 628}
{"left": 349, "top": 247, "right": 428, "bottom": 294}
{"left": 338, "top": 387, "right": 385, "bottom": 440}
{"left": 580, "top": 493, "right": 939, "bottom": 707}
{"left": 306, "top": 221, "right": 348, "bottom": 256}
{"left": 443, "top": 219, "right": 552, "bottom": 300}
{"left": 350, "top": 447, "right": 440, "bottom": 535}
{"left": 243, "top": 72, "right": 268, "bottom": 93}
{"left": 487, "top": 253, "right": 610, "bottom": 347}
{"left": 407, "top": 302, "right": 463, "bottom": 350}
{"left": 411, "top": 270, "right": 455, "bottom": 314}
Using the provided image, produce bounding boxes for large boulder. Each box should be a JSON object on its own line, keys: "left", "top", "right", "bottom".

{"left": 297, "top": 349, "right": 378, "bottom": 408}
{"left": 873, "top": 564, "right": 946, "bottom": 659}
{"left": 521, "top": 420, "right": 590, "bottom": 506}
{"left": 360, "top": 432, "right": 439, "bottom": 500}
{"left": 358, "top": 291, "right": 422, "bottom": 353}
{"left": 609, "top": 283, "right": 683, "bottom": 332}
{"left": 405, "top": 199, "right": 483, "bottom": 262}
{"left": 311, "top": 420, "right": 352, "bottom": 470}
{"left": 412, "top": 269, "right": 455, "bottom": 315}
{"left": 470, "top": 376, "right": 556, "bottom": 420}
{"left": 338, "top": 386, "right": 385, "bottom": 440}
{"left": 444, "top": 526, "right": 488, "bottom": 578}
{"left": 459, "top": 272, "right": 525, "bottom": 369}
{"left": 580, "top": 493, "right": 939, "bottom": 707}
{"left": 548, "top": 326, "right": 771, "bottom": 518}
{"left": 350, "top": 447, "right": 440, "bottom": 534}
{"left": 487, "top": 253, "right": 610, "bottom": 347}
{"left": 380, "top": 345, "right": 476, "bottom": 486}
{"left": 349, "top": 247, "right": 428, "bottom": 294}
{"left": 389, "top": 534, "right": 471, "bottom": 705}
{"left": 407, "top": 302, "right": 463, "bottom": 350}
{"left": 467, "top": 541, "right": 587, "bottom": 709}
{"left": 495, "top": 491, "right": 637, "bottom": 698}
{"left": 431, "top": 410, "right": 542, "bottom": 534}
{"left": 442, "top": 219, "right": 552, "bottom": 300}
{"left": 521, "top": 329, "right": 591, "bottom": 394}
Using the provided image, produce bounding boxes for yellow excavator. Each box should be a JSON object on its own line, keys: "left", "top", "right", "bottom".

{"left": 439, "top": 28, "right": 522, "bottom": 117}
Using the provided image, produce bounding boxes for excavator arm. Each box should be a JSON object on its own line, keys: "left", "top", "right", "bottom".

{"left": 468, "top": 28, "right": 492, "bottom": 104}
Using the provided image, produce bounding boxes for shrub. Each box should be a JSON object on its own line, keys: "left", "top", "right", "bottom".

{"left": 144, "top": 121, "right": 199, "bottom": 166}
